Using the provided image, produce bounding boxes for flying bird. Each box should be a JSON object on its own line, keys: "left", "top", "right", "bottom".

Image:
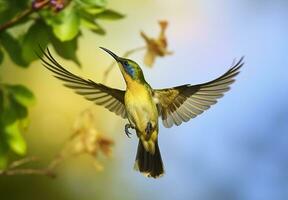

{"left": 40, "top": 47, "right": 244, "bottom": 178}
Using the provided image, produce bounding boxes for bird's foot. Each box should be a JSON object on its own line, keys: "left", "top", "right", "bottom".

{"left": 125, "top": 124, "right": 134, "bottom": 138}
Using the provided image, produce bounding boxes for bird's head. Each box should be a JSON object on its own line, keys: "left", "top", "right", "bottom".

{"left": 100, "top": 47, "right": 145, "bottom": 83}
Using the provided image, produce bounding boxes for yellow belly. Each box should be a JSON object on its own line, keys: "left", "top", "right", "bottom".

{"left": 124, "top": 83, "right": 158, "bottom": 132}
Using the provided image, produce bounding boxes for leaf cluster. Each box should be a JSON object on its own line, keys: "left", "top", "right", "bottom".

{"left": 0, "top": 0, "right": 124, "bottom": 67}
{"left": 0, "top": 84, "right": 35, "bottom": 168}
{"left": 0, "top": 0, "right": 123, "bottom": 168}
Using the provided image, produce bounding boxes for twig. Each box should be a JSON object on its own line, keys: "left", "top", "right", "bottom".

{"left": 0, "top": 168, "right": 56, "bottom": 177}
{"left": 8, "top": 156, "right": 39, "bottom": 169}
{"left": 0, "top": 156, "right": 55, "bottom": 178}
{"left": 0, "top": 157, "right": 58, "bottom": 178}
{"left": 0, "top": 0, "right": 50, "bottom": 32}
{"left": 0, "top": 138, "right": 70, "bottom": 178}
{"left": 102, "top": 46, "right": 146, "bottom": 83}
{"left": 0, "top": 103, "right": 99, "bottom": 178}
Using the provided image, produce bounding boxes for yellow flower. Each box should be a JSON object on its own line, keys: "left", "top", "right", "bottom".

{"left": 141, "top": 20, "right": 173, "bottom": 67}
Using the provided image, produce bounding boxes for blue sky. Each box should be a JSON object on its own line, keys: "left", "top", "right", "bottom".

{"left": 112, "top": 1, "right": 288, "bottom": 200}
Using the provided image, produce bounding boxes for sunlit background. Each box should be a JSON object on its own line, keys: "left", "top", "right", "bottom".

{"left": 1, "top": 0, "right": 288, "bottom": 199}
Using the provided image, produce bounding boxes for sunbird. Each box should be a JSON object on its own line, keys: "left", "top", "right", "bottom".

{"left": 40, "top": 47, "right": 244, "bottom": 178}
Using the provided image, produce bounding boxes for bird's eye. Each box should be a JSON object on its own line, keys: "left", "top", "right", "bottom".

{"left": 123, "top": 61, "right": 128, "bottom": 66}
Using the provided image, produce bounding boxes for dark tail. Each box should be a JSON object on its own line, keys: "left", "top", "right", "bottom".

{"left": 134, "top": 140, "right": 164, "bottom": 178}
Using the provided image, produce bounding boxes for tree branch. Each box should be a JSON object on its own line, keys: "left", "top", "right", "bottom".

{"left": 8, "top": 156, "right": 39, "bottom": 169}
{"left": 0, "top": 156, "right": 58, "bottom": 178}
{"left": 0, "top": 138, "right": 70, "bottom": 178}
{"left": 0, "top": 156, "right": 55, "bottom": 177}
{"left": 0, "top": 0, "right": 50, "bottom": 32}
{"left": 0, "top": 167, "right": 56, "bottom": 177}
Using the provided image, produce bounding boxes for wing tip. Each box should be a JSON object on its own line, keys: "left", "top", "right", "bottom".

{"left": 230, "top": 56, "right": 245, "bottom": 71}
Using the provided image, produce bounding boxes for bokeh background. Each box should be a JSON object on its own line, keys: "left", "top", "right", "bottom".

{"left": 1, "top": 0, "right": 288, "bottom": 200}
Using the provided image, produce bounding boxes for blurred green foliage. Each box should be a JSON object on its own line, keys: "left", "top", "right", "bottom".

{"left": 0, "top": 0, "right": 124, "bottom": 66}
{"left": 0, "top": 0, "right": 124, "bottom": 168}
{"left": 0, "top": 84, "right": 35, "bottom": 168}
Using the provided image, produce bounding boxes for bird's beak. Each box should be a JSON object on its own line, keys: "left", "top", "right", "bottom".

{"left": 100, "top": 47, "right": 120, "bottom": 62}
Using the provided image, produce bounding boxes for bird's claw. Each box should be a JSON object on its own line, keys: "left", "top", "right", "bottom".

{"left": 125, "top": 124, "right": 134, "bottom": 138}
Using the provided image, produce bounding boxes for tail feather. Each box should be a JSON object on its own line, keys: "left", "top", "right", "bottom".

{"left": 134, "top": 139, "right": 164, "bottom": 178}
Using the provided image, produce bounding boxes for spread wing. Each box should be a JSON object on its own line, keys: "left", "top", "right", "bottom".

{"left": 154, "top": 57, "right": 244, "bottom": 128}
{"left": 39, "top": 48, "right": 127, "bottom": 118}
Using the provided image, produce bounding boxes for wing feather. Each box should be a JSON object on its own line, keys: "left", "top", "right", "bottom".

{"left": 154, "top": 57, "right": 244, "bottom": 127}
{"left": 40, "top": 48, "right": 127, "bottom": 118}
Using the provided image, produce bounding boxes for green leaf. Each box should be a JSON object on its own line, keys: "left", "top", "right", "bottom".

{"left": 0, "top": 154, "right": 7, "bottom": 169}
{"left": 0, "top": 140, "right": 8, "bottom": 169}
{"left": 0, "top": 84, "right": 32, "bottom": 162}
{"left": 94, "top": 9, "right": 124, "bottom": 20}
{"left": 5, "top": 120, "right": 27, "bottom": 155}
{"left": 0, "top": 32, "right": 28, "bottom": 67}
{"left": 0, "top": 88, "right": 3, "bottom": 114}
{"left": 0, "top": 1, "right": 6, "bottom": 13}
{"left": 40, "top": 9, "right": 62, "bottom": 26}
{"left": 5, "top": 84, "right": 35, "bottom": 107}
{"left": 0, "top": 85, "right": 32, "bottom": 125}
{"left": 51, "top": 34, "right": 80, "bottom": 65}
{"left": 0, "top": 0, "right": 30, "bottom": 25}
{"left": 0, "top": 103, "right": 8, "bottom": 167}
{"left": 81, "top": 18, "right": 101, "bottom": 30}
{"left": 79, "top": 0, "right": 107, "bottom": 7}
{"left": 91, "top": 25, "right": 106, "bottom": 35}
{"left": 2, "top": 95, "right": 28, "bottom": 125}
{"left": 0, "top": 89, "right": 4, "bottom": 125}
{"left": 51, "top": 7, "right": 80, "bottom": 42}
{"left": 83, "top": 6, "right": 104, "bottom": 15}
{"left": 79, "top": 11, "right": 106, "bottom": 35}
{"left": 0, "top": 48, "right": 3, "bottom": 64}
{"left": 22, "top": 20, "right": 50, "bottom": 63}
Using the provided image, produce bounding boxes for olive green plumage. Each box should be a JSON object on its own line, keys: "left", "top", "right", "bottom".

{"left": 40, "top": 47, "right": 244, "bottom": 178}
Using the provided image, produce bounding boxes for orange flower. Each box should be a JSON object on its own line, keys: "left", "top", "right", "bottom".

{"left": 141, "top": 20, "right": 173, "bottom": 67}
{"left": 71, "top": 109, "right": 114, "bottom": 170}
